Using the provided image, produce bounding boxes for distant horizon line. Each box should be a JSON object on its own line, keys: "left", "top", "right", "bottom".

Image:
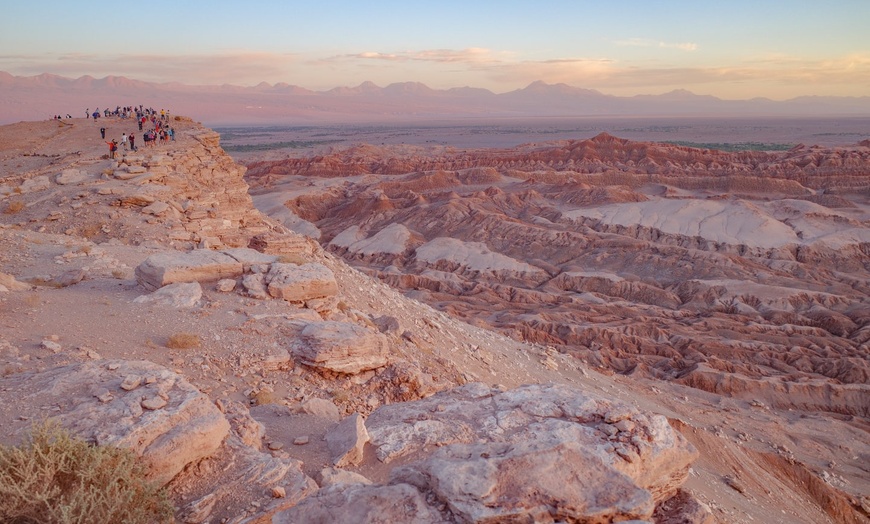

{"left": 5, "top": 70, "right": 870, "bottom": 103}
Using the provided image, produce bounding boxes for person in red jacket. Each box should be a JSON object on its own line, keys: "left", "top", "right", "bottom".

{"left": 106, "top": 139, "right": 117, "bottom": 159}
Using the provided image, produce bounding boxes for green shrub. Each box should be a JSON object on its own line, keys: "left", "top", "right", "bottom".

{"left": 0, "top": 421, "right": 173, "bottom": 524}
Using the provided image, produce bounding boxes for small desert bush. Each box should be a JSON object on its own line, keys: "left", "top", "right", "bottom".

{"left": 78, "top": 222, "right": 103, "bottom": 240}
{"left": 165, "top": 332, "right": 201, "bottom": 349}
{"left": 3, "top": 199, "right": 25, "bottom": 214}
{"left": 251, "top": 389, "right": 277, "bottom": 406}
{"left": 0, "top": 421, "right": 173, "bottom": 524}
{"left": 24, "top": 293, "right": 41, "bottom": 308}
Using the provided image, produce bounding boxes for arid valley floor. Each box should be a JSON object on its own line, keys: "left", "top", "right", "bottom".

{"left": 0, "top": 116, "right": 868, "bottom": 523}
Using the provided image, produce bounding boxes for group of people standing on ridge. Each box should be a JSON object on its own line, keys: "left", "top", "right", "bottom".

{"left": 89, "top": 105, "right": 174, "bottom": 159}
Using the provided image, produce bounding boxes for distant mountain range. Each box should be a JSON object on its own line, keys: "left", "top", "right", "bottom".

{"left": 2, "top": 71, "right": 869, "bottom": 126}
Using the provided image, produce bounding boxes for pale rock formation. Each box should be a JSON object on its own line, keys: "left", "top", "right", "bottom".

{"left": 300, "top": 397, "right": 341, "bottom": 422}
{"left": 241, "top": 273, "right": 268, "bottom": 299}
{"left": 317, "top": 467, "right": 373, "bottom": 487}
{"left": 272, "top": 483, "right": 444, "bottom": 524}
{"left": 136, "top": 249, "right": 243, "bottom": 290}
{"left": 261, "top": 347, "right": 294, "bottom": 372}
{"left": 219, "top": 400, "right": 266, "bottom": 450}
{"left": 142, "top": 200, "right": 171, "bottom": 216}
{"left": 215, "top": 278, "right": 237, "bottom": 292}
{"left": 293, "top": 320, "right": 390, "bottom": 374}
{"left": 366, "top": 383, "right": 696, "bottom": 505}
{"left": 0, "top": 272, "right": 32, "bottom": 291}
{"left": 55, "top": 168, "right": 89, "bottom": 185}
{"left": 20, "top": 175, "right": 50, "bottom": 193}
{"left": 391, "top": 440, "right": 654, "bottom": 522}
{"left": 248, "top": 231, "right": 315, "bottom": 256}
{"left": 133, "top": 281, "right": 203, "bottom": 308}
{"left": 325, "top": 412, "right": 369, "bottom": 467}
{"left": 265, "top": 262, "right": 338, "bottom": 301}
{"left": 0, "top": 360, "right": 229, "bottom": 486}
{"left": 177, "top": 434, "right": 317, "bottom": 524}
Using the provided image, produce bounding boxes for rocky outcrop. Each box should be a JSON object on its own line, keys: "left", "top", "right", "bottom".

{"left": 270, "top": 382, "right": 698, "bottom": 523}
{"left": 272, "top": 483, "right": 442, "bottom": 524}
{"left": 325, "top": 412, "right": 369, "bottom": 467}
{"left": 292, "top": 321, "right": 390, "bottom": 374}
{"left": 247, "top": 135, "right": 870, "bottom": 191}
{"left": 254, "top": 135, "right": 870, "bottom": 419}
{"left": 265, "top": 262, "right": 338, "bottom": 301}
{"left": 135, "top": 249, "right": 258, "bottom": 290}
{"left": 1, "top": 360, "right": 229, "bottom": 486}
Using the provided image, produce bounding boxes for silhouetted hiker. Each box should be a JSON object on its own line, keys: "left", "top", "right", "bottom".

{"left": 100, "top": 127, "right": 106, "bottom": 139}
{"left": 129, "top": 133, "right": 135, "bottom": 151}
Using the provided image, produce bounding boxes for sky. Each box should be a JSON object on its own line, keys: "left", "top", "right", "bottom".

{"left": 2, "top": 0, "right": 869, "bottom": 100}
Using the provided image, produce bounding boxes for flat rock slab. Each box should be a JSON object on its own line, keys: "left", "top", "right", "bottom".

{"left": 293, "top": 321, "right": 389, "bottom": 374}
{"left": 136, "top": 249, "right": 243, "bottom": 290}
{"left": 266, "top": 262, "right": 338, "bottom": 302}
{"left": 0, "top": 360, "right": 229, "bottom": 486}
{"left": 272, "top": 483, "right": 445, "bottom": 524}
{"left": 133, "top": 281, "right": 203, "bottom": 308}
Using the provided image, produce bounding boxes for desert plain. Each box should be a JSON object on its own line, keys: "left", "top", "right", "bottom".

{"left": 0, "top": 114, "right": 868, "bottom": 523}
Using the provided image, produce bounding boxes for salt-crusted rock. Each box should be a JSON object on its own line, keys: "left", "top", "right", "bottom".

{"left": 366, "top": 383, "right": 697, "bottom": 505}
{"left": 133, "top": 281, "right": 202, "bottom": 308}
{"left": 0, "top": 360, "right": 229, "bottom": 486}
{"left": 272, "top": 483, "right": 443, "bottom": 524}
{"left": 325, "top": 412, "right": 369, "bottom": 467}
{"left": 293, "top": 321, "right": 390, "bottom": 374}
{"left": 135, "top": 249, "right": 243, "bottom": 290}
{"left": 392, "top": 440, "right": 654, "bottom": 523}
{"left": 266, "top": 262, "right": 338, "bottom": 301}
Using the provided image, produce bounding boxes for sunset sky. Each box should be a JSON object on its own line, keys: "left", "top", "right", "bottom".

{"left": 2, "top": 0, "right": 868, "bottom": 100}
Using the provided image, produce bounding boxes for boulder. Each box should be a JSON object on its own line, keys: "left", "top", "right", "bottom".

{"left": 391, "top": 440, "right": 654, "bottom": 523}
{"left": 266, "top": 262, "right": 338, "bottom": 302}
{"left": 366, "top": 383, "right": 697, "bottom": 504}
{"left": 135, "top": 249, "right": 243, "bottom": 290}
{"left": 0, "top": 360, "right": 229, "bottom": 486}
{"left": 133, "top": 281, "right": 202, "bottom": 308}
{"left": 293, "top": 321, "right": 390, "bottom": 374}
{"left": 301, "top": 397, "right": 341, "bottom": 422}
{"left": 55, "top": 168, "right": 89, "bottom": 185}
{"left": 325, "top": 412, "right": 369, "bottom": 467}
{"left": 242, "top": 273, "right": 268, "bottom": 299}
